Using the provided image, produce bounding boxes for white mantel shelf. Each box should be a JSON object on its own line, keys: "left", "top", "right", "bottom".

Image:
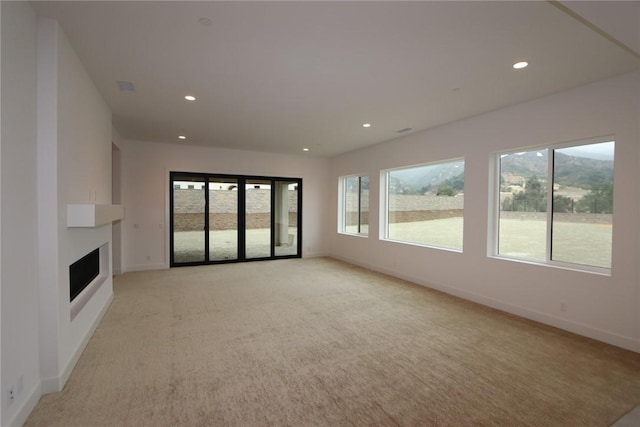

{"left": 67, "top": 204, "right": 124, "bottom": 228}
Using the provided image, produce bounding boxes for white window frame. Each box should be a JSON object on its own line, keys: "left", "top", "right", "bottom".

{"left": 380, "top": 158, "right": 465, "bottom": 252}
{"left": 338, "top": 174, "right": 369, "bottom": 237}
{"left": 490, "top": 136, "right": 614, "bottom": 275}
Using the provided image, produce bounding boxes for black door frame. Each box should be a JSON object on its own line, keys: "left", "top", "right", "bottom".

{"left": 170, "top": 171, "right": 302, "bottom": 267}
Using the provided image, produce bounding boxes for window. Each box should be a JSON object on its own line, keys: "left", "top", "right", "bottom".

{"left": 382, "top": 159, "right": 464, "bottom": 250}
{"left": 339, "top": 175, "right": 369, "bottom": 236}
{"left": 496, "top": 139, "right": 614, "bottom": 271}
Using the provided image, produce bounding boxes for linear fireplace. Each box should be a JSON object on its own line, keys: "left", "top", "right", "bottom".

{"left": 69, "top": 243, "right": 109, "bottom": 320}
{"left": 69, "top": 248, "right": 100, "bottom": 302}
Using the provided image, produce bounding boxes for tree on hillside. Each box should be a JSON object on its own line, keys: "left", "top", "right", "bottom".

{"left": 444, "top": 173, "right": 465, "bottom": 191}
{"left": 502, "top": 176, "right": 547, "bottom": 212}
{"left": 552, "top": 195, "right": 574, "bottom": 213}
{"left": 418, "top": 172, "right": 464, "bottom": 195}
{"left": 436, "top": 185, "right": 456, "bottom": 196}
{"left": 576, "top": 181, "right": 613, "bottom": 214}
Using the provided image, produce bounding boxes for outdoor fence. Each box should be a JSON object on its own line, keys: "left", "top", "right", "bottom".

{"left": 173, "top": 189, "right": 298, "bottom": 231}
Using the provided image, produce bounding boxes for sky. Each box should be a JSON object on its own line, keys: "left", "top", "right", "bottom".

{"left": 556, "top": 141, "right": 615, "bottom": 161}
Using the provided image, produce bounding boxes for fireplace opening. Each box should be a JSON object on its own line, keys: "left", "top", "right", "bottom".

{"left": 69, "top": 248, "right": 100, "bottom": 302}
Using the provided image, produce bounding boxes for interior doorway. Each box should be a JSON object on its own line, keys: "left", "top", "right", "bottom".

{"left": 170, "top": 172, "right": 302, "bottom": 266}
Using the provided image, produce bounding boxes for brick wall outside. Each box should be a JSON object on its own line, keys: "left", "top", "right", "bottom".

{"left": 174, "top": 190, "right": 467, "bottom": 231}
{"left": 344, "top": 193, "right": 464, "bottom": 224}
{"left": 387, "top": 193, "right": 464, "bottom": 211}
{"left": 173, "top": 212, "right": 299, "bottom": 232}
{"left": 499, "top": 211, "right": 612, "bottom": 224}
{"left": 173, "top": 189, "right": 298, "bottom": 231}
{"left": 175, "top": 189, "right": 608, "bottom": 231}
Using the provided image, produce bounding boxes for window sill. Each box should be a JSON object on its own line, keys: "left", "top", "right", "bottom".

{"left": 381, "top": 238, "right": 463, "bottom": 254}
{"left": 338, "top": 232, "right": 369, "bottom": 238}
{"left": 488, "top": 254, "right": 611, "bottom": 277}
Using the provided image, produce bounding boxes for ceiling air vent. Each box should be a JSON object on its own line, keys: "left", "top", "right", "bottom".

{"left": 116, "top": 80, "right": 135, "bottom": 93}
{"left": 396, "top": 127, "right": 413, "bottom": 133}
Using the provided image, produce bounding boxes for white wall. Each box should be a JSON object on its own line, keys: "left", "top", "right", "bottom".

{"left": 1, "top": 2, "right": 41, "bottom": 425}
{"left": 329, "top": 73, "right": 640, "bottom": 352}
{"left": 120, "top": 140, "right": 330, "bottom": 272}
{"left": 37, "top": 17, "right": 114, "bottom": 397}
{"left": 0, "top": 2, "right": 3, "bottom": 419}
{"left": 112, "top": 129, "right": 123, "bottom": 275}
{"left": 0, "top": 9, "right": 115, "bottom": 425}
{"left": 637, "top": 0, "right": 640, "bottom": 359}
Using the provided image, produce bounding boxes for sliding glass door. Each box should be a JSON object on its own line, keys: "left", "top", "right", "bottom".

{"left": 209, "top": 177, "right": 239, "bottom": 261}
{"left": 245, "top": 179, "right": 272, "bottom": 259}
{"left": 172, "top": 176, "right": 206, "bottom": 264}
{"left": 274, "top": 180, "right": 299, "bottom": 257}
{"left": 170, "top": 172, "right": 302, "bottom": 266}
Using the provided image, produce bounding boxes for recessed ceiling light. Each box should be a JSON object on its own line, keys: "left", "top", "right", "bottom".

{"left": 303, "top": 148, "right": 309, "bottom": 152}
{"left": 178, "top": 135, "right": 186, "bottom": 140}
{"left": 185, "top": 95, "right": 196, "bottom": 101}
{"left": 199, "top": 17, "right": 212, "bottom": 27}
{"left": 116, "top": 80, "right": 135, "bottom": 93}
{"left": 513, "top": 61, "right": 528, "bottom": 69}
{"left": 362, "top": 123, "right": 371, "bottom": 128}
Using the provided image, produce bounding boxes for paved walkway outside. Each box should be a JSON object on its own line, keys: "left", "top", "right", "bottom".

{"left": 174, "top": 228, "right": 297, "bottom": 263}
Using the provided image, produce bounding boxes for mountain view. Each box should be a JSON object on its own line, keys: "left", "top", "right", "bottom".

{"left": 501, "top": 148, "right": 614, "bottom": 214}
{"left": 389, "top": 160, "right": 464, "bottom": 194}
{"left": 500, "top": 150, "right": 614, "bottom": 189}
{"left": 389, "top": 150, "right": 613, "bottom": 195}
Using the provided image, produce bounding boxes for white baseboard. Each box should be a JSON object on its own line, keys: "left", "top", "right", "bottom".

{"left": 125, "top": 257, "right": 330, "bottom": 271}
{"left": 39, "top": 375, "right": 60, "bottom": 395}
{"left": 123, "top": 263, "right": 168, "bottom": 273}
{"left": 59, "top": 293, "right": 114, "bottom": 390}
{"left": 330, "top": 255, "right": 640, "bottom": 354}
{"left": 408, "top": 274, "right": 640, "bottom": 353}
{"left": 303, "top": 251, "right": 329, "bottom": 258}
{"left": 39, "top": 292, "right": 115, "bottom": 399}
{"left": 7, "top": 381, "right": 42, "bottom": 427}
{"left": 330, "top": 254, "right": 377, "bottom": 271}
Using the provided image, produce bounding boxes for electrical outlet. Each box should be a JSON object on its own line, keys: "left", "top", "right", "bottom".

{"left": 7, "top": 386, "right": 14, "bottom": 406}
{"left": 560, "top": 302, "right": 567, "bottom": 312}
{"left": 146, "top": 255, "right": 151, "bottom": 261}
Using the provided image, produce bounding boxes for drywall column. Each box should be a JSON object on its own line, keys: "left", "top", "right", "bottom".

{"left": 0, "top": 6, "right": 3, "bottom": 420}
{"left": 636, "top": 9, "right": 640, "bottom": 355}
{"left": 37, "top": 16, "right": 115, "bottom": 394}
{"left": 275, "top": 182, "right": 289, "bottom": 246}
{"left": 36, "top": 16, "right": 61, "bottom": 393}
{"left": 112, "top": 142, "right": 122, "bottom": 275}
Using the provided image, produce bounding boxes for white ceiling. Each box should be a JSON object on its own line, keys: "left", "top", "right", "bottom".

{"left": 32, "top": 1, "right": 639, "bottom": 157}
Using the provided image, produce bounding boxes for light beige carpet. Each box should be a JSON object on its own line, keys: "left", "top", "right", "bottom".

{"left": 26, "top": 258, "right": 640, "bottom": 426}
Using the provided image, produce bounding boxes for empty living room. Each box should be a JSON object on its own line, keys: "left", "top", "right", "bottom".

{"left": 2, "top": 1, "right": 639, "bottom": 426}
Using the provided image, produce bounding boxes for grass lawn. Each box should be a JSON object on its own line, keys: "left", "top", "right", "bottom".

{"left": 548, "top": 221, "right": 611, "bottom": 268}
{"left": 388, "top": 217, "right": 463, "bottom": 250}
{"left": 388, "top": 217, "right": 611, "bottom": 268}
{"left": 499, "top": 218, "right": 612, "bottom": 268}
{"left": 175, "top": 218, "right": 611, "bottom": 269}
